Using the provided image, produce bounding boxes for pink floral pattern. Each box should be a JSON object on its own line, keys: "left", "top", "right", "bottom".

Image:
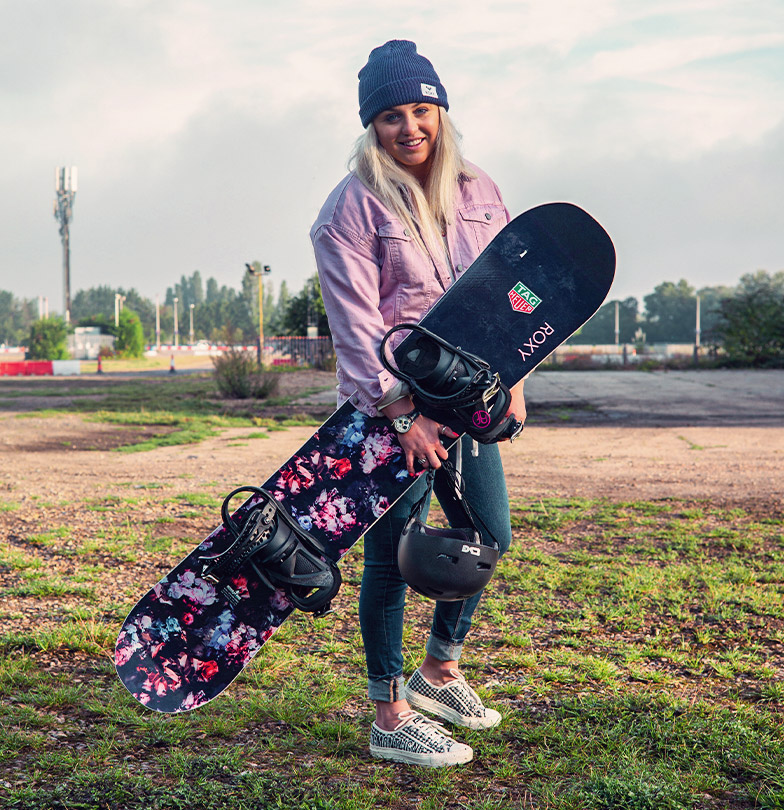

{"left": 115, "top": 407, "right": 413, "bottom": 713}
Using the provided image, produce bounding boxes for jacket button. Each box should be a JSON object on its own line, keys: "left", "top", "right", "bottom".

{"left": 484, "top": 212, "right": 492, "bottom": 220}
{"left": 404, "top": 228, "right": 411, "bottom": 236}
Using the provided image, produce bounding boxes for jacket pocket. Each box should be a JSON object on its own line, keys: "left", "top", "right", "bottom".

{"left": 458, "top": 204, "right": 507, "bottom": 252}
{"left": 377, "top": 221, "right": 417, "bottom": 283}
{"left": 378, "top": 221, "right": 413, "bottom": 245}
{"left": 377, "top": 220, "right": 433, "bottom": 325}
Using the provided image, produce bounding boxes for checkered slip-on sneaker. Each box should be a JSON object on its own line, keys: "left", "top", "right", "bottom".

{"left": 405, "top": 669, "right": 502, "bottom": 730}
{"left": 369, "top": 710, "right": 473, "bottom": 767}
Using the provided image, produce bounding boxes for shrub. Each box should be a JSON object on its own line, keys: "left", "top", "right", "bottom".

{"left": 714, "top": 271, "right": 784, "bottom": 367}
{"left": 114, "top": 308, "right": 145, "bottom": 358}
{"left": 212, "top": 349, "right": 280, "bottom": 399}
{"left": 26, "top": 317, "right": 69, "bottom": 360}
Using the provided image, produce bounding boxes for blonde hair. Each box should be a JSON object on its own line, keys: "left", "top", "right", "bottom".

{"left": 348, "top": 110, "right": 475, "bottom": 255}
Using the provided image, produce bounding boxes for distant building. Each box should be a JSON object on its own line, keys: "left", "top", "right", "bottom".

{"left": 68, "top": 326, "right": 115, "bottom": 359}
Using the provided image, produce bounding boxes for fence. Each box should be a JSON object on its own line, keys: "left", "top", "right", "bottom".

{"left": 544, "top": 343, "right": 704, "bottom": 366}
{"left": 264, "top": 336, "right": 334, "bottom": 368}
{"left": 147, "top": 337, "right": 336, "bottom": 369}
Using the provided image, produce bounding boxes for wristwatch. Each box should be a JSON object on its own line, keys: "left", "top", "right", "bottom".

{"left": 390, "top": 409, "right": 421, "bottom": 434}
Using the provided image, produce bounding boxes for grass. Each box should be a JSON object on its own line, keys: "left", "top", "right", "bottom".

{"left": 1, "top": 372, "right": 331, "bottom": 451}
{"left": 0, "top": 495, "right": 782, "bottom": 808}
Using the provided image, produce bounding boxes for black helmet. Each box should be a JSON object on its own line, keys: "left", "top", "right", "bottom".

{"left": 398, "top": 518, "right": 499, "bottom": 602}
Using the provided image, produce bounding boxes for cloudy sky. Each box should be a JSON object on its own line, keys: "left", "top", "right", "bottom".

{"left": 2, "top": 0, "right": 782, "bottom": 315}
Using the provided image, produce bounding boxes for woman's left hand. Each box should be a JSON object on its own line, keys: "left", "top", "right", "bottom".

{"left": 499, "top": 379, "right": 526, "bottom": 441}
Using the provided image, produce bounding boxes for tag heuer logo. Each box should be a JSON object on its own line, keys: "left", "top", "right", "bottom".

{"left": 508, "top": 282, "right": 542, "bottom": 314}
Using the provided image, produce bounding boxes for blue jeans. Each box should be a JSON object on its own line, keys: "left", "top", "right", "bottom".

{"left": 359, "top": 436, "right": 512, "bottom": 702}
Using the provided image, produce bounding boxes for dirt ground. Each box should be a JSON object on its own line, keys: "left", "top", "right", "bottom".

{"left": 0, "top": 369, "right": 781, "bottom": 515}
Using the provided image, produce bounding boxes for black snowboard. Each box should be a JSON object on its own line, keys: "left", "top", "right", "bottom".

{"left": 115, "top": 202, "right": 615, "bottom": 712}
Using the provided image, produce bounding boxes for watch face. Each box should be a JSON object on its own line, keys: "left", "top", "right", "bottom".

{"left": 393, "top": 411, "right": 418, "bottom": 433}
{"left": 394, "top": 414, "right": 412, "bottom": 432}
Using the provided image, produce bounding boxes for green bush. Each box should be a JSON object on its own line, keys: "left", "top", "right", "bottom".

{"left": 212, "top": 349, "right": 280, "bottom": 399}
{"left": 114, "top": 308, "right": 145, "bottom": 358}
{"left": 714, "top": 271, "right": 784, "bottom": 366}
{"left": 25, "top": 317, "right": 69, "bottom": 360}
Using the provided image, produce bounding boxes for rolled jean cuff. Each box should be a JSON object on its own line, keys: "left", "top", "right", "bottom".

{"left": 368, "top": 674, "right": 406, "bottom": 703}
{"left": 426, "top": 633, "right": 464, "bottom": 663}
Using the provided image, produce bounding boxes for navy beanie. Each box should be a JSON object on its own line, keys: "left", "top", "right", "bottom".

{"left": 358, "top": 40, "right": 448, "bottom": 128}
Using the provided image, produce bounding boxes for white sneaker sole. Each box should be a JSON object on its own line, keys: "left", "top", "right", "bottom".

{"left": 369, "top": 742, "right": 473, "bottom": 767}
{"left": 405, "top": 690, "right": 502, "bottom": 730}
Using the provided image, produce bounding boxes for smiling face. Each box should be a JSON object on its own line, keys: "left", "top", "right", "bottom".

{"left": 372, "top": 103, "right": 440, "bottom": 184}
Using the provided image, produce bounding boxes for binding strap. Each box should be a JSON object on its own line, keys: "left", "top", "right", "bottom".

{"left": 199, "top": 486, "right": 341, "bottom": 617}
{"left": 380, "top": 323, "right": 523, "bottom": 443}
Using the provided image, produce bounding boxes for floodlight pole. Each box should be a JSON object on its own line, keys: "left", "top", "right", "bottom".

{"left": 246, "top": 262, "right": 271, "bottom": 365}
{"left": 614, "top": 300, "right": 620, "bottom": 346}
{"left": 54, "top": 167, "right": 77, "bottom": 323}
{"left": 189, "top": 303, "right": 195, "bottom": 345}
{"left": 173, "top": 297, "right": 179, "bottom": 347}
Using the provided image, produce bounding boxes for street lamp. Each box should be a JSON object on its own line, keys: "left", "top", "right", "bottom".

{"left": 245, "top": 262, "right": 271, "bottom": 365}
{"left": 114, "top": 293, "right": 126, "bottom": 327}
{"left": 173, "top": 297, "right": 179, "bottom": 347}
{"left": 189, "top": 303, "right": 195, "bottom": 345}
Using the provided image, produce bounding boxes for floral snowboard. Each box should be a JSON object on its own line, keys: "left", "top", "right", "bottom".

{"left": 115, "top": 202, "right": 616, "bottom": 712}
{"left": 115, "top": 408, "right": 414, "bottom": 712}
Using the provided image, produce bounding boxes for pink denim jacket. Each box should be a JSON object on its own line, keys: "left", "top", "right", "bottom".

{"left": 311, "top": 162, "right": 509, "bottom": 416}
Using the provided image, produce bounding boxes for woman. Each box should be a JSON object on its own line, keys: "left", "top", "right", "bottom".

{"left": 311, "top": 40, "right": 525, "bottom": 767}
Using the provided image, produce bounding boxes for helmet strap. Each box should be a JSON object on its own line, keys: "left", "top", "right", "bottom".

{"left": 405, "top": 460, "right": 499, "bottom": 551}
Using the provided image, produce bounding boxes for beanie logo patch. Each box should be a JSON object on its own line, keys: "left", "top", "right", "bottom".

{"left": 421, "top": 83, "right": 438, "bottom": 99}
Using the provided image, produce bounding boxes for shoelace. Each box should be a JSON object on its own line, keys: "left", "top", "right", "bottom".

{"left": 442, "top": 669, "right": 486, "bottom": 712}
{"left": 395, "top": 710, "right": 453, "bottom": 738}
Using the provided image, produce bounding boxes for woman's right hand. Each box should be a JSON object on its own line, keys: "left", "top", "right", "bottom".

{"left": 381, "top": 399, "right": 458, "bottom": 476}
{"left": 396, "top": 416, "right": 458, "bottom": 476}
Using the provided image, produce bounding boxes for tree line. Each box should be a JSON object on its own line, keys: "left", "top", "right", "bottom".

{"left": 1, "top": 268, "right": 782, "bottom": 366}
{"left": 571, "top": 272, "right": 784, "bottom": 365}
{"left": 0, "top": 266, "right": 330, "bottom": 350}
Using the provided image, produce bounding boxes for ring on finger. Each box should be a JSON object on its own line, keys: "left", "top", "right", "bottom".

{"left": 417, "top": 457, "right": 428, "bottom": 466}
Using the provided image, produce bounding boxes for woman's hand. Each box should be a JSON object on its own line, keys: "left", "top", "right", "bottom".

{"left": 397, "top": 416, "right": 458, "bottom": 475}
{"left": 382, "top": 398, "right": 459, "bottom": 475}
{"left": 499, "top": 379, "right": 526, "bottom": 441}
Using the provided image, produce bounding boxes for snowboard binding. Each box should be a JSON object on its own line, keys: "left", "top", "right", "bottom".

{"left": 380, "top": 324, "right": 523, "bottom": 443}
{"left": 199, "top": 486, "right": 341, "bottom": 617}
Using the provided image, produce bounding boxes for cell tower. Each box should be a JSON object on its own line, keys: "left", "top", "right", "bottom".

{"left": 54, "top": 167, "right": 77, "bottom": 323}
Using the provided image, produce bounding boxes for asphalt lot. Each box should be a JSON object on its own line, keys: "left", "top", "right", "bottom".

{"left": 524, "top": 369, "right": 784, "bottom": 427}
